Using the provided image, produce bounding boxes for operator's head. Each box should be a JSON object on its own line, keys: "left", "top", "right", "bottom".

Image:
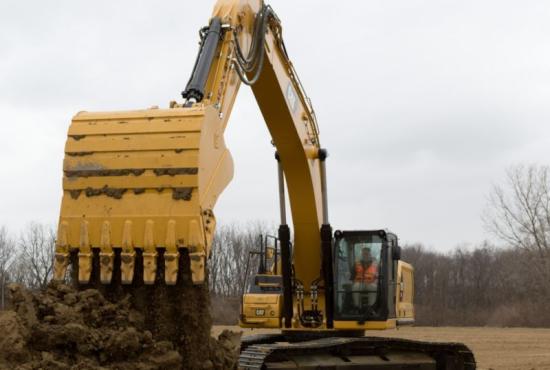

{"left": 361, "top": 247, "right": 371, "bottom": 262}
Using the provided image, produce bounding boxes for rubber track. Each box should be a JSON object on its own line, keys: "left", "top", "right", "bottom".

{"left": 239, "top": 335, "right": 476, "bottom": 370}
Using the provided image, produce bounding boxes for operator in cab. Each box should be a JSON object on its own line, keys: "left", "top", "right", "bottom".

{"left": 352, "top": 247, "right": 378, "bottom": 307}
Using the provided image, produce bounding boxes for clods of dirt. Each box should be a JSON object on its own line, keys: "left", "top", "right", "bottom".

{"left": 0, "top": 283, "right": 240, "bottom": 370}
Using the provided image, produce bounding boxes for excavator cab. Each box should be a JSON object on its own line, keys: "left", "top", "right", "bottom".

{"left": 333, "top": 229, "right": 400, "bottom": 324}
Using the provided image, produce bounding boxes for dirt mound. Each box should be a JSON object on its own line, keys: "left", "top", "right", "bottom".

{"left": 0, "top": 283, "right": 240, "bottom": 370}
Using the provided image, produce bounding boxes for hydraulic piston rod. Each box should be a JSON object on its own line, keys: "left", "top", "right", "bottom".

{"left": 276, "top": 152, "right": 293, "bottom": 328}
{"left": 318, "top": 148, "right": 334, "bottom": 328}
{"left": 182, "top": 17, "right": 222, "bottom": 103}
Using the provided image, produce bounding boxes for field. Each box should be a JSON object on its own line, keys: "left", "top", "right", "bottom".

{"left": 213, "top": 326, "right": 550, "bottom": 370}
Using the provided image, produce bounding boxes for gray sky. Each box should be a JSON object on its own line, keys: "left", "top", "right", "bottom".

{"left": 1, "top": 1, "right": 549, "bottom": 251}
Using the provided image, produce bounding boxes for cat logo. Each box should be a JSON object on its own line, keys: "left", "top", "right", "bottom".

{"left": 286, "top": 82, "right": 298, "bottom": 113}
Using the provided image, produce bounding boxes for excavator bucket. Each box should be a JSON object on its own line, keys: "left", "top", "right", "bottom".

{"left": 53, "top": 104, "right": 233, "bottom": 286}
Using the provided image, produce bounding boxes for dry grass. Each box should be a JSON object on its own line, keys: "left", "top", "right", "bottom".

{"left": 212, "top": 326, "right": 550, "bottom": 370}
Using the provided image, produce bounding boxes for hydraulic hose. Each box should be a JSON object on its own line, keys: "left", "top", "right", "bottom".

{"left": 232, "top": 5, "right": 277, "bottom": 86}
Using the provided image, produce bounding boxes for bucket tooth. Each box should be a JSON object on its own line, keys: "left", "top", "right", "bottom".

{"left": 143, "top": 252, "right": 157, "bottom": 284}
{"left": 164, "top": 252, "right": 179, "bottom": 285}
{"left": 54, "top": 221, "right": 70, "bottom": 282}
{"left": 120, "top": 251, "right": 136, "bottom": 284}
{"left": 189, "top": 252, "right": 206, "bottom": 284}
{"left": 78, "top": 220, "right": 92, "bottom": 284}
{"left": 80, "top": 220, "right": 90, "bottom": 249}
{"left": 78, "top": 252, "right": 93, "bottom": 284}
{"left": 202, "top": 210, "right": 216, "bottom": 255}
{"left": 99, "top": 221, "right": 113, "bottom": 284}
{"left": 120, "top": 220, "right": 135, "bottom": 284}
{"left": 53, "top": 253, "right": 69, "bottom": 281}
{"left": 99, "top": 252, "right": 114, "bottom": 284}
{"left": 121, "top": 220, "right": 133, "bottom": 248}
{"left": 100, "top": 220, "right": 111, "bottom": 247}
{"left": 187, "top": 220, "right": 205, "bottom": 284}
{"left": 143, "top": 220, "right": 157, "bottom": 284}
{"left": 188, "top": 219, "right": 201, "bottom": 247}
{"left": 144, "top": 220, "right": 155, "bottom": 247}
{"left": 57, "top": 221, "right": 69, "bottom": 249}
{"left": 164, "top": 220, "right": 178, "bottom": 285}
{"left": 165, "top": 219, "right": 176, "bottom": 249}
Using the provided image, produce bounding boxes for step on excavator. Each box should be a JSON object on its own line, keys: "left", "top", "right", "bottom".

{"left": 53, "top": 1, "right": 476, "bottom": 368}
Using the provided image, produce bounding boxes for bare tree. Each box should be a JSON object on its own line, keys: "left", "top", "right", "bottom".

{"left": 209, "top": 222, "right": 274, "bottom": 297}
{"left": 0, "top": 227, "right": 16, "bottom": 308}
{"left": 18, "top": 223, "right": 56, "bottom": 290}
{"left": 484, "top": 164, "right": 550, "bottom": 293}
{"left": 0, "top": 227, "right": 15, "bottom": 276}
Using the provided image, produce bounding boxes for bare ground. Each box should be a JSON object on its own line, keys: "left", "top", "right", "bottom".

{"left": 213, "top": 325, "right": 550, "bottom": 370}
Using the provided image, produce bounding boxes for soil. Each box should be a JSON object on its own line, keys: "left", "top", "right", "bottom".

{"left": 0, "top": 251, "right": 241, "bottom": 369}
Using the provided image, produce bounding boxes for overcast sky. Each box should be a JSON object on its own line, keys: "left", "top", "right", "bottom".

{"left": 1, "top": 1, "right": 549, "bottom": 251}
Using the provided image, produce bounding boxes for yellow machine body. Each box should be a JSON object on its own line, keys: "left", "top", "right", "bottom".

{"left": 240, "top": 261, "right": 415, "bottom": 331}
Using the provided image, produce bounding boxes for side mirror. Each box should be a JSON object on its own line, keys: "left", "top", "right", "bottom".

{"left": 392, "top": 245, "right": 401, "bottom": 260}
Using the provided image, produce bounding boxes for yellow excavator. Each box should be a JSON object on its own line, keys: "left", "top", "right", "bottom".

{"left": 53, "top": 0, "right": 475, "bottom": 368}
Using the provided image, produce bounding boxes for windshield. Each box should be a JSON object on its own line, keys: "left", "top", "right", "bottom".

{"left": 334, "top": 233, "right": 383, "bottom": 318}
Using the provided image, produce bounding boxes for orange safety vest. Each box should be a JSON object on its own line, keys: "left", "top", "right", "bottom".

{"left": 354, "top": 262, "right": 378, "bottom": 283}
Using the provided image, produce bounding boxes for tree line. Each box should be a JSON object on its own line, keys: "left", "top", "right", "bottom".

{"left": 403, "top": 242, "right": 549, "bottom": 327}
{"left": 1, "top": 164, "right": 549, "bottom": 327}
{"left": 0, "top": 223, "right": 55, "bottom": 304}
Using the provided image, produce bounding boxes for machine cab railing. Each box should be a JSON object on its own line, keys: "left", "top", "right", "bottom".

{"left": 241, "top": 234, "right": 285, "bottom": 296}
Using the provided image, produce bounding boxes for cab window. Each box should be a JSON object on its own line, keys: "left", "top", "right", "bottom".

{"left": 334, "top": 234, "right": 383, "bottom": 318}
